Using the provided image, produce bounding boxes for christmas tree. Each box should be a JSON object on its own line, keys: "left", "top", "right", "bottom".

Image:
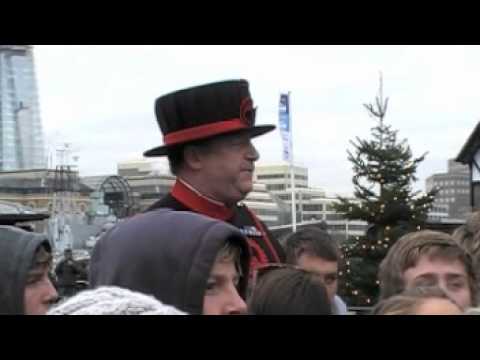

{"left": 334, "top": 76, "right": 438, "bottom": 307}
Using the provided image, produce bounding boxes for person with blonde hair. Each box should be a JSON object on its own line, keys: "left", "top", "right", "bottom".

{"left": 372, "top": 286, "right": 463, "bottom": 315}
{"left": 452, "top": 211, "right": 480, "bottom": 268}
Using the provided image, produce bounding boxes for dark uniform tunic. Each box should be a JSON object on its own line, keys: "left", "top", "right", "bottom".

{"left": 147, "top": 179, "right": 285, "bottom": 271}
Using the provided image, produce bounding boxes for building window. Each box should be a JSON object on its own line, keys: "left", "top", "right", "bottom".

{"left": 257, "top": 174, "right": 286, "bottom": 180}
{"left": 326, "top": 204, "right": 337, "bottom": 211}
{"left": 267, "top": 184, "right": 286, "bottom": 191}
{"left": 303, "top": 204, "right": 323, "bottom": 212}
{"left": 326, "top": 213, "right": 345, "bottom": 221}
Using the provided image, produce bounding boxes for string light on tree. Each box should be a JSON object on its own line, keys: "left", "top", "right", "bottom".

{"left": 331, "top": 75, "right": 438, "bottom": 307}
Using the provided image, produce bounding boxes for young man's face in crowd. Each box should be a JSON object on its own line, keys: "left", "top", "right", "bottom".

{"left": 24, "top": 263, "right": 58, "bottom": 315}
{"left": 296, "top": 253, "right": 338, "bottom": 303}
{"left": 203, "top": 257, "right": 247, "bottom": 315}
{"left": 403, "top": 255, "right": 472, "bottom": 310}
{"left": 196, "top": 132, "right": 259, "bottom": 206}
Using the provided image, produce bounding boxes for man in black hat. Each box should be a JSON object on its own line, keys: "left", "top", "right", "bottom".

{"left": 144, "top": 79, "right": 285, "bottom": 271}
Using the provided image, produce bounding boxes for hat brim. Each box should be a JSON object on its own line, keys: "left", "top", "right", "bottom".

{"left": 143, "top": 125, "right": 275, "bottom": 157}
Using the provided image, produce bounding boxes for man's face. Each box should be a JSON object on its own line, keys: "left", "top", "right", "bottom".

{"left": 296, "top": 253, "right": 338, "bottom": 303}
{"left": 403, "top": 255, "right": 472, "bottom": 310}
{"left": 24, "top": 264, "right": 58, "bottom": 315}
{"left": 65, "top": 250, "right": 73, "bottom": 260}
{"left": 197, "top": 132, "right": 259, "bottom": 206}
{"left": 203, "top": 257, "right": 247, "bottom": 315}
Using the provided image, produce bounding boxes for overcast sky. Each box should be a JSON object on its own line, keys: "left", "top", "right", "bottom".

{"left": 33, "top": 45, "right": 480, "bottom": 196}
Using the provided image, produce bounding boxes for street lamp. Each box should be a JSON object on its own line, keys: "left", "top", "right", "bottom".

{"left": 456, "top": 121, "right": 480, "bottom": 211}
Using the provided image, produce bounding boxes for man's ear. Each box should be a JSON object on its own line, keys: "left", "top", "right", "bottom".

{"left": 183, "top": 145, "right": 204, "bottom": 171}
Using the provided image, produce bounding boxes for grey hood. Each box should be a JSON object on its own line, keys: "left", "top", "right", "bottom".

{"left": 0, "top": 226, "right": 51, "bottom": 315}
{"left": 89, "top": 209, "right": 250, "bottom": 314}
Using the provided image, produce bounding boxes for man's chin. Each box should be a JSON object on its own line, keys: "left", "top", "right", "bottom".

{"left": 241, "top": 183, "right": 253, "bottom": 195}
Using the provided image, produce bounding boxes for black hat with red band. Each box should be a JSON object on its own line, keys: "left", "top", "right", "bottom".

{"left": 143, "top": 79, "right": 275, "bottom": 157}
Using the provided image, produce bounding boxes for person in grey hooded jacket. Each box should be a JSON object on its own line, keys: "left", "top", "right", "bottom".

{"left": 0, "top": 226, "right": 58, "bottom": 315}
{"left": 89, "top": 208, "right": 250, "bottom": 315}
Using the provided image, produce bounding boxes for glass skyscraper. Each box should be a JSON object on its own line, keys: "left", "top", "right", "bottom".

{"left": 0, "top": 45, "right": 46, "bottom": 171}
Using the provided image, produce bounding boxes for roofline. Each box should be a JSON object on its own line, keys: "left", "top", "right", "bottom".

{"left": 456, "top": 121, "right": 480, "bottom": 164}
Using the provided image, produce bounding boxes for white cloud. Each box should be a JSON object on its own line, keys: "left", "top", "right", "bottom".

{"left": 33, "top": 45, "right": 480, "bottom": 195}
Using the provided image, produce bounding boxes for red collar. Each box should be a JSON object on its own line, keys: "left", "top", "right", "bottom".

{"left": 171, "top": 179, "right": 234, "bottom": 221}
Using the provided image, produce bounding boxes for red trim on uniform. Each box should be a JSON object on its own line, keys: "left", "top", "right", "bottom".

{"left": 247, "top": 238, "right": 269, "bottom": 273}
{"left": 247, "top": 238, "right": 269, "bottom": 264}
{"left": 171, "top": 180, "right": 233, "bottom": 221}
{"left": 164, "top": 118, "right": 248, "bottom": 146}
{"left": 246, "top": 207, "right": 281, "bottom": 263}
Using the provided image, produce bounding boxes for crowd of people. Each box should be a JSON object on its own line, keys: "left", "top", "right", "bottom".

{"left": 1, "top": 79, "right": 480, "bottom": 315}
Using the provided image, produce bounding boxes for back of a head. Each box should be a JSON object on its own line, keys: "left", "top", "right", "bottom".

{"left": 452, "top": 211, "right": 480, "bottom": 262}
{"left": 378, "top": 230, "right": 477, "bottom": 304}
{"left": 0, "top": 226, "right": 51, "bottom": 314}
{"left": 48, "top": 286, "right": 186, "bottom": 315}
{"left": 89, "top": 209, "right": 250, "bottom": 314}
{"left": 249, "top": 267, "right": 332, "bottom": 315}
{"left": 372, "top": 286, "right": 462, "bottom": 315}
{"left": 284, "top": 228, "right": 339, "bottom": 264}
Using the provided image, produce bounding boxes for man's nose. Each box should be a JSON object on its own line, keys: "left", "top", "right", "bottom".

{"left": 225, "top": 287, "right": 247, "bottom": 315}
{"left": 44, "top": 278, "right": 59, "bottom": 304}
{"left": 246, "top": 142, "right": 259, "bottom": 162}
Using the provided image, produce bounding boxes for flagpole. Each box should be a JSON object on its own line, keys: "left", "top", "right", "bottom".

{"left": 289, "top": 91, "right": 296, "bottom": 232}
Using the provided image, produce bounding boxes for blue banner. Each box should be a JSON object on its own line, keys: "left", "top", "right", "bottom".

{"left": 279, "top": 93, "right": 292, "bottom": 162}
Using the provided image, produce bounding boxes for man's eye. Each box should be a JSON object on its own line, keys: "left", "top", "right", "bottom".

{"left": 206, "top": 281, "right": 217, "bottom": 291}
{"left": 414, "top": 278, "right": 436, "bottom": 287}
{"left": 325, "top": 275, "right": 337, "bottom": 284}
{"left": 449, "top": 281, "right": 467, "bottom": 290}
{"left": 26, "top": 276, "right": 41, "bottom": 285}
